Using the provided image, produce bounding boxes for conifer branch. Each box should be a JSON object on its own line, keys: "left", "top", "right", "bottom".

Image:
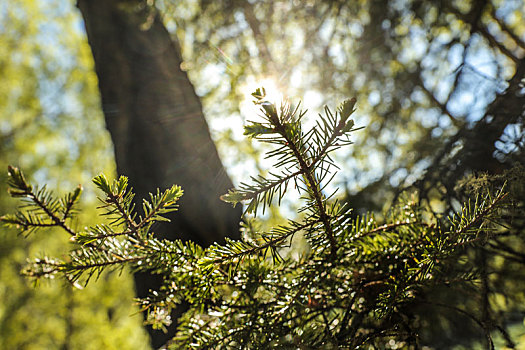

{"left": 274, "top": 114, "right": 338, "bottom": 258}
{"left": 29, "top": 188, "right": 77, "bottom": 236}
{"left": 202, "top": 219, "right": 319, "bottom": 267}
{"left": 1, "top": 166, "right": 79, "bottom": 236}
{"left": 2, "top": 89, "right": 520, "bottom": 349}
{"left": 463, "top": 193, "right": 508, "bottom": 233}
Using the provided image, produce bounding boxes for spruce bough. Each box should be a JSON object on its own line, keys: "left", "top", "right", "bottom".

{"left": 1, "top": 90, "right": 512, "bottom": 348}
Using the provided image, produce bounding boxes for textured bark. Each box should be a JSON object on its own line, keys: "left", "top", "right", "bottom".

{"left": 76, "top": 0, "right": 241, "bottom": 347}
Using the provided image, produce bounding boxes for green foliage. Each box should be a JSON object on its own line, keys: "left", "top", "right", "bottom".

{"left": 2, "top": 92, "right": 519, "bottom": 349}
{"left": 2, "top": 165, "right": 82, "bottom": 236}
{"left": 0, "top": 1, "right": 149, "bottom": 348}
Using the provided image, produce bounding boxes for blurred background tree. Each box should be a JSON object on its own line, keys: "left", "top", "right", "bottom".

{"left": 0, "top": 0, "right": 149, "bottom": 349}
{"left": 1, "top": 0, "right": 524, "bottom": 349}
{"left": 75, "top": 0, "right": 243, "bottom": 345}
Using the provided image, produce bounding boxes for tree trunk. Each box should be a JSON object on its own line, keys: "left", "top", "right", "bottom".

{"left": 76, "top": 0, "right": 241, "bottom": 347}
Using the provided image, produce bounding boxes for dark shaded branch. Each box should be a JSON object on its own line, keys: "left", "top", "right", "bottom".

{"left": 417, "top": 57, "right": 525, "bottom": 199}
{"left": 243, "top": 2, "right": 279, "bottom": 74}
{"left": 417, "top": 76, "right": 462, "bottom": 128}
{"left": 489, "top": 6, "right": 525, "bottom": 50}
{"left": 478, "top": 25, "right": 520, "bottom": 64}
{"left": 420, "top": 300, "right": 494, "bottom": 350}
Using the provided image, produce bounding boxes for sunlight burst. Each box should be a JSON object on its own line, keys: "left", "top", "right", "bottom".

{"left": 239, "top": 77, "right": 284, "bottom": 122}
{"left": 253, "top": 78, "right": 283, "bottom": 105}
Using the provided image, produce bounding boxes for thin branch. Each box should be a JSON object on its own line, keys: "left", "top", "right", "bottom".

{"left": 490, "top": 238, "right": 525, "bottom": 261}
{"left": 106, "top": 193, "right": 139, "bottom": 234}
{"left": 454, "top": 192, "right": 508, "bottom": 238}
{"left": 28, "top": 192, "right": 76, "bottom": 236}
{"left": 275, "top": 118, "right": 338, "bottom": 259}
{"left": 242, "top": 2, "right": 279, "bottom": 74}
{"left": 420, "top": 300, "right": 494, "bottom": 350}
{"left": 478, "top": 25, "right": 519, "bottom": 64}
{"left": 489, "top": 6, "right": 525, "bottom": 50}
{"left": 237, "top": 169, "right": 303, "bottom": 201}
{"left": 209, "top": 219, "right": 318, "bottom": 265}
{"left": 363, "top": 221, "right": 428, "bottom": 237}
{"left": 416, "top": 74, "right": 462, "bottom": 127}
